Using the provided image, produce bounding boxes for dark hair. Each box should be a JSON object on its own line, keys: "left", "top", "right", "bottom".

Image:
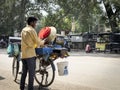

{"left": 27, "top": 17, "right": 37, "bottom": 25}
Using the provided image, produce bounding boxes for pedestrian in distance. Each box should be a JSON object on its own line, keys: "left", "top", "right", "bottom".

{"left": 20, "top": 17, "right": 44, "bottom": 90}
{"left": 85, "top": 43, "right": 92, "bottom": 53}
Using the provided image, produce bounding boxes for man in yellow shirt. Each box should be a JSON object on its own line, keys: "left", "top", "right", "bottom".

{"left": 20, "top": 17, "right": 44, "bottom": 90}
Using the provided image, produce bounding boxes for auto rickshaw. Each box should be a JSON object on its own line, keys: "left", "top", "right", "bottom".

{"left": 95, "top": 33, "right": 110, "bottom": 52}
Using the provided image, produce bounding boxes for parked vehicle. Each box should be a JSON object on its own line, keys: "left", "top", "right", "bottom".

{"left": 0, "top": 35, "right": 9, "bottom": 48}
{"left": 54, "top": 34, "right": 71, "bottom": 52}
{"left": 95, "top": 32, "right": 120, "bottom": 53}
{"left": 105, "top": 33, "right": 120, "bottom": 53}
{"left": 95, "top": 32, "right": 110, "bottom": 52}
{"left": 0, "top": 39, "right": 7, "bottom": 48}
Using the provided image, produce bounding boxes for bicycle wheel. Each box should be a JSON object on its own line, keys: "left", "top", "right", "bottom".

{"left": 35, "top": 57, "right": 55, "bottom": 87}
{"left": 12, "top": 56, "right": 19, "bottom": 81}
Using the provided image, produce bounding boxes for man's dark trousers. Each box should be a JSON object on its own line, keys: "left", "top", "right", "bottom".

{"left": 20, "top": 57, "right": 36, "bottom": 90}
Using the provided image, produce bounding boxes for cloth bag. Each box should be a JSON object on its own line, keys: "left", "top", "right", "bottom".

{"left": 13, "top": 43, "right": 20, "bottom": 56}
{"left": 7, "top": 43, "right": 14, "bottom": 56}
{"left": 7, "top": 43, "right": 20, "bottom": 57}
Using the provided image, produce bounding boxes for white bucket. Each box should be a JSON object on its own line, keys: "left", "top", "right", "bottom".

{"left": 57, "top": 61, "right": 68, "bottom": 76}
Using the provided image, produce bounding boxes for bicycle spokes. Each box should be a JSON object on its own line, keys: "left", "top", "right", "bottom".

{"left": 40, "top": 69, "right": 49, "bottom": 85}
{"left": 35, "top": 59, "right": 55, "bottom": 87}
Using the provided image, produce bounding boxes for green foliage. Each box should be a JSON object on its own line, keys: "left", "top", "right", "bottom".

{"left": 103, "top": 0, "right": 120, "bottom": 32}
{"left": 0, "top": 0, "right": 120, "bottom": 35}
{"left": 41, "top": 9, "right": 72, "bottom": 33}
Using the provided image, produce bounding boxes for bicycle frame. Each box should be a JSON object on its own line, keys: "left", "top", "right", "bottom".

{"left": 12, "top": 44, "right": 69, "bottom": 87}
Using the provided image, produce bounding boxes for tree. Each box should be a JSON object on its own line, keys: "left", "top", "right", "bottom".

{"left": 0, "top": 0, "right": 28, "bottom": 35}
{"left": 59, "top": 0, "right": 102, "bottom": 33}
{"left": 102, "top": 0, "right": 120, "bottom": 32}
{"left": 0, "top": 0, "right": 120, "bottom": 35}
{"left": 40, "top": 9, "right": 72, "bottom": 33}
{"left": 0, "top": 0, "right": 50, "bottom": 35}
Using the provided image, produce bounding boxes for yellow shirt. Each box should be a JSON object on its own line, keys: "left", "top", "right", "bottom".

{"left": 21, "top": 25, "right": 41, "bottom": 59}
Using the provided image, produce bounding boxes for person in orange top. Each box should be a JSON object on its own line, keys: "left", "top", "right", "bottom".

{"left": 20, "top": 17, "right": 44, "bottom": 90}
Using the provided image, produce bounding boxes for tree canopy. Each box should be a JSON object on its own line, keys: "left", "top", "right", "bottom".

{"left": 0, "top": 0, "right": 120, "bottom": 36}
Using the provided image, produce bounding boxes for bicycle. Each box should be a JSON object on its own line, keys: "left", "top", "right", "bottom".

{"left": 12, "top": 45, "right": 69, "bottom": 87}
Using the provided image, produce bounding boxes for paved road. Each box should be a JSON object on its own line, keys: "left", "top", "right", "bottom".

{"left": 0, "top": 49, "right": 120, "bottom": 90}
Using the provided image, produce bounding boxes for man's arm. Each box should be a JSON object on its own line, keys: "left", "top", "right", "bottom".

{"left": 31, "top": 29, "right": 44, "bottom": 48}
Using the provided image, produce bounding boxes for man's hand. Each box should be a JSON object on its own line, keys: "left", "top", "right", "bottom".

{"left": 40, "top": 40, "right": 45, "bottom": 47}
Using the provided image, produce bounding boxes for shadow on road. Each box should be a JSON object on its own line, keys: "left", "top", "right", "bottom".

{"left": 22, "top": 85, "right": 51, "bottom": 90}
{"left": 0, "top": 76, "right": 5, "bottom": 80}
{"left": 34, "top": 86, "right": 50, "bottom": 90}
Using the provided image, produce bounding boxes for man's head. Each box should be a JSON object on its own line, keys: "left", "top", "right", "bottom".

{"left": 27, "top": 17, "right": 37, "bottom": 28}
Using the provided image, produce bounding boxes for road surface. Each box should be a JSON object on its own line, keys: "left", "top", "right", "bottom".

{"left": 0, "top": 49, "right": 120, "bottom": 90}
